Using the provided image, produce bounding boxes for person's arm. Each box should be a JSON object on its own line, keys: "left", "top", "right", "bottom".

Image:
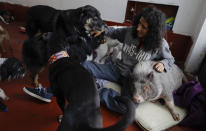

{"left": 154, "top": 39, "right": 175, "bottom": 72}
{"left": 105, "top": 26, "right": 131, "bottom": 43}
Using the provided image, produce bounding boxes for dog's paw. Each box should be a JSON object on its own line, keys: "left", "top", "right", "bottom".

{"left": 57, "top": 115, "right": 63, "bottom": 123}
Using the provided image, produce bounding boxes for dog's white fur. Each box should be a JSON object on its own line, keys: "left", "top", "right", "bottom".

{"left": 94, "top": 36, "right": 123, "bottom": 64}
{"left": 0, "top": 88, "right": 9, "bottom": 100}
{"left": 0, "top": 25, "right": 9, "bottom": 56}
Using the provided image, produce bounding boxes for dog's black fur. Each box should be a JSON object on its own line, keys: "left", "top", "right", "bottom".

{"left": 47, "top": 12, "right": 135, "bottom": 131}
{"left": 0, "top": 57, "right": 25, "bottom": 81}
{"left": 26, "top": 5, "right": 106, "bottom": 38}
{"left": 23, "top": 4, "right": 106, "bottom": 86}
{"left": 22, "top": 34, "right": 50, "bottom": 86}
{"left": 26, "top": 5, "right": 60, "bottom": 38}
{"left": 22, "top": 30, "right": 103, "bottom": 87}
{"left": 58, "top": 5, "right": 106, "bottom": 37}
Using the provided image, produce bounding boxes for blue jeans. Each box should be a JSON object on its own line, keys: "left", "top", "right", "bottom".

{"left": 82, "top": 60, "right": 135, "bottom": 114}
{"left": 81, "top": 61, "right": 121, "bottom": 82}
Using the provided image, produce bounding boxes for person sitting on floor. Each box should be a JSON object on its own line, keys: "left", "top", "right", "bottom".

{"left": 82, "top": 5, "right": 175, "bottom": 113}
{"left": 23, "top": 6, "right": 175, "bottom": 114}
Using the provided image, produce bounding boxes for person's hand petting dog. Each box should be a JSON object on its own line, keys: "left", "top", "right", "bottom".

{"left": 153, "top": 62, "right": 164, "bottom": 72}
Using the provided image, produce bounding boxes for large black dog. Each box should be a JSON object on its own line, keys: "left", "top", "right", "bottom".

{"left": 47, "top": 12, "right": 135, "bottom": 131}
{"left": 24, "top": 4, "right": 106, "bottom": 86}
{"left": 26, "top": 5, "right": 105, "bottom": 38}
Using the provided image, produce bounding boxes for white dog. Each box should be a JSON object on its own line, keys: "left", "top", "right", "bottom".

{"left": 0, "top": 88, "right": 9, "bottom": 100}
{"left": 94, "top": 36, "right": 123, "bottom": 64}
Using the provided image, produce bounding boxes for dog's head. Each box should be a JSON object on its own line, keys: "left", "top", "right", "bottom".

{"left": 56, "top": 5, "right": 106, "bottom": 38}
{"left": 0, "top": 57, "right": 25, "bottom": 81}
{"left": 51, "top": 5, "right": 106, "bottom": 61}
{"left": 79, "top": 5, "right": 106, "bottom": 34}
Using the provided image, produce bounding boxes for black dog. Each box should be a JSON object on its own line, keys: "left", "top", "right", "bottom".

{"left": 47, "top": 12, "right": 135, "bottom": 131}
{"left": 0, "top": 57, "right": 25, "bottom": 81}
{"left": 26, "top": 5, "right": 105, "bottom": 38}
{"left": 21, "top": 30, "right": 102, "bottom": 87}
{"left": 26, "top": 5, "right": 59, "bottom": 38}
{"left": 22, "top": 34, "right": 50, "bottom": 87}
{"left": 23, "top": 4, "right": 106, "bottom": 86}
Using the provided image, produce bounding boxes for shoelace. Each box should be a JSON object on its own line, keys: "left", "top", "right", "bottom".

{"left": 35, "top": 84, "right": 46, "bottom": 93}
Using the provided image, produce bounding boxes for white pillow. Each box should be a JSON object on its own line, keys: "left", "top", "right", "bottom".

{"left": 103, "top": 81, "right": 187, "bottom": 131}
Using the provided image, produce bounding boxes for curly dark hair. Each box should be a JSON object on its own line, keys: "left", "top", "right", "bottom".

{"left": 132, "top": 5, "right": 166, "bottom": 52}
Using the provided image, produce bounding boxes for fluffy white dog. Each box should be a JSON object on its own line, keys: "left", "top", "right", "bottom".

{"left": 94, "top": 36, "right": 123, "bottom": 64}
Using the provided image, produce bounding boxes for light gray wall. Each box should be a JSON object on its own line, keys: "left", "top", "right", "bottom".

{"left": 173, "top": 0, "right": 204, "bottom": 36}
{"left": 60, "top": 0, "right": 128, "bottom": 23}
{"left": 184, "top": 1, "right": 206, "bottom": 73}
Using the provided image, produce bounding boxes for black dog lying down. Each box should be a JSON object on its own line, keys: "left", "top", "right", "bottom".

{"left": 26, "top": 5, "right": 105, "bottom": 38}
{"left": 0, "top": 57, "right": 25, "bottom": 81}
{"left": 46, "top": 13, "right": 135, "bottom": 131}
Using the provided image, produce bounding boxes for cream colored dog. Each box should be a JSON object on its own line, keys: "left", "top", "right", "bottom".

{"left": 94, "top": 36, "right": 123, "bottom": 64}
{"left": 0, "top": 25, "right": 9, "bottom": 57}
{"left": 0, "top": 88, "right": 9, "bottom": 100}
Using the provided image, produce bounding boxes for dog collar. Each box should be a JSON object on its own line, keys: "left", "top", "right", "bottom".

{"left": 49, "top": 51, "right": 69, "bottom": 64}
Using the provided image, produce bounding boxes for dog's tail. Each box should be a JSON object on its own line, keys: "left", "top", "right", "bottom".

{"left": 88, "top": 96, "right": 135, "bottom": 131}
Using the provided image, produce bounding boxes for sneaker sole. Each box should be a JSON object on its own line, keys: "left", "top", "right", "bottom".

{"left": 23, "top": 87, "right": 51, "bottom": 103}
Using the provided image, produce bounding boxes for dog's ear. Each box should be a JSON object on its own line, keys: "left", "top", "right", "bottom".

{"left": 79, "top": 5, "right": 96, "bottom": 21}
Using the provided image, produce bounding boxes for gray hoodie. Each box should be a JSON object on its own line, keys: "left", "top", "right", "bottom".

{"left": 106, "top": 26, "right": 175, "bottom": 77}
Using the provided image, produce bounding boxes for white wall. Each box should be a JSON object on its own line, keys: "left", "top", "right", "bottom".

{"left": 129, "top": 0, "right": 204, "bottom": 36}
{"left": 172, "top": 0, "right": 204, "bottom": 36}
{"left": 61, "top": 0, "right": 128, "bottom": 23}
{"left": 184, "top": 1, "right": 206, "bottom": 73}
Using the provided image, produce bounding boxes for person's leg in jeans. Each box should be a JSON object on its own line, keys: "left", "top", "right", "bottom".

{"left": 82, "top": 61, "right": 135, "bottom": 114}
{"left": 81, "top": 61, "right": 120, "bottom": 82}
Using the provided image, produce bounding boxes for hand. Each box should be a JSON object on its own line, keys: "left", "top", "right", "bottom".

{"left": 153, "top": 62, "right": 164, "bottom": 73}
